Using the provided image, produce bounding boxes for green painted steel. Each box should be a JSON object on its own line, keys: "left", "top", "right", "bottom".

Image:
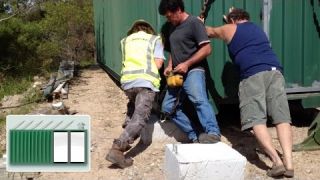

{"left": 93, "top": 0, "right": 161, "bottom": 80}
{"left": 269, "top": 0, "right": 320, "bottom": 107}
{"left": 10, "top": 130, "right": 52, "bottom": 164}
{"left": 93, "top": 0, "right": 320, "bottom": 108}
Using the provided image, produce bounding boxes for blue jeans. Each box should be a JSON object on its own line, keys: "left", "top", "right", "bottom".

{"left": 162, "top": 69, "right": 220, "bottom": 141}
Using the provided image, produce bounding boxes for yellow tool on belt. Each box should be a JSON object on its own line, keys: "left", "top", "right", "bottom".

{"left": 166, "top": 72, "right": 183, "bottom": 88}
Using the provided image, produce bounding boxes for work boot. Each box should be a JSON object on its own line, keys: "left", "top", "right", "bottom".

{"left": 199, "top": 133, "right": 221, "bottom": 144}
{"left": 106, "top": 139, "right": 133, "bottom": 168}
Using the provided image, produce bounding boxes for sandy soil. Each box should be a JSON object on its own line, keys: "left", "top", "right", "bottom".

{"left": 2, "top": 65, "right": 320, "bottom": 180}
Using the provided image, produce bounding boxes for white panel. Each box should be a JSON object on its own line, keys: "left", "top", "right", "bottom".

{"left": 70, "top": 132, "right": 85, "bottom": 163}
{"left": 53, "top": 132, "right": 68, "bottom": 162}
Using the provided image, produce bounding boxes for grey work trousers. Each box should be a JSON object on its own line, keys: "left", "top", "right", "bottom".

{"left": 118, "top": 87, "right": 156, "bottom": 144}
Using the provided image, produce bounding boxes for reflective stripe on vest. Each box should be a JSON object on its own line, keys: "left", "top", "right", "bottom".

{"left": 120, "top": 31, "right": 161, "bottom": 88}
{"left": 121, "top": 35, "right": 159, "bottom": 79}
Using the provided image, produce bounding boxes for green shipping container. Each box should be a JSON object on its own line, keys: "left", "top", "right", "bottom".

{"left": 10, "top": 130, "right": 53, "bottom": 164}
{"left": 93, "top": 0, "right": 320, "bottom": 109}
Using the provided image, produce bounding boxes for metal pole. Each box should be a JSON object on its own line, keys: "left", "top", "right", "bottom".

{"left": 263, "top": 0, "right": 272, "bottom": 38}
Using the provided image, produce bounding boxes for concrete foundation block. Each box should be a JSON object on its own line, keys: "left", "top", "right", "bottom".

{"left": 140, "top": 115, "right": 189, "bottom": 145}
{"left": 164, "top": 143, "right": 247, "bottom": 180}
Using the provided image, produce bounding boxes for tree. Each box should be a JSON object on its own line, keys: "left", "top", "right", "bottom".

{"left": 0, "top": 0, "right": 94, "bottom": 78}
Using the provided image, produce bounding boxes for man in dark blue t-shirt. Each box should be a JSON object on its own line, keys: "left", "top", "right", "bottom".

{"left": 158, "top": 0, "right": 221, "bottom": 144}
{"left": 206, "top": 8, "right": 293, "bottom": 178}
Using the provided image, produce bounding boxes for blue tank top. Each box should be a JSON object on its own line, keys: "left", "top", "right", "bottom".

{"left": 227, "top": 22, "right": 282, "bottom": 80}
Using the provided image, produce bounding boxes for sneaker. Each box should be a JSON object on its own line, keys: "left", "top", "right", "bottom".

{"left": 199, "top": 133, "right": 221, "bottom": 144}
{"left": 266, "top": 165, "right": 286, "bottom": 177}
{"left": 284, "top": 169, "right": 294, "bottom": 178}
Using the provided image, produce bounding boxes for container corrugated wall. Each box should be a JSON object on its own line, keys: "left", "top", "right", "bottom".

{"left": 269, "top": 0, "right": 320, "bottom": 106}
{"left": 93, "top": 0, "right": 320, "bottom": 108}
{"left": 93, "top": 0, "right": 161, "bottom": 80}
{"left": 10, "top": 130, "right": 52, "bottom": 164}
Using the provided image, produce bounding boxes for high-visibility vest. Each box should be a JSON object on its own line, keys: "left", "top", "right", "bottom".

{"left": 120, "top": 31, "right": 161, "bottom": 89}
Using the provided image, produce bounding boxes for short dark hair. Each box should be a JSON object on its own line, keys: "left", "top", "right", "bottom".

{"left": 226, "top": 8, "right": 250, "bottom": 23}
{"left": 158, "top": 0, "right": 185, "bottom": 15}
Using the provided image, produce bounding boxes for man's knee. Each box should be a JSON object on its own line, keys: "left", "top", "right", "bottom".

{"left": 161, "top": 102, "right": 171, "bottom": 114}
{"left": 188, "top": 96, "right": 207, "bottom": 106}
{"left": 125, "top": 120, "right": 146, "bottom": 134}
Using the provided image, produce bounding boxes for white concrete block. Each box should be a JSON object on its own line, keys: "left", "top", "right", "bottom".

{"left": 164, "top": 143, "right": 247, "bottom": 180}
{"left": 140, "top": 114, "right": 189, "bottom": 145}
{"left": 151, "top": 120, "right": 189, "bottom": 142}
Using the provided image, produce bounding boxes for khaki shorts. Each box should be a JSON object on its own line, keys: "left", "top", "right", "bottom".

{"left": 239, "top": 70, "right": 291, "bottom": 131}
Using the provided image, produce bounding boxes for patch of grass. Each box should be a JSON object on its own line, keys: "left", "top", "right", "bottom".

{"left": 0, "top": 90, "right": 37, "bottom": 157}
{"left": 0, "top": 117, "right": 5, "bottom": 157}
{"left": 9, "top": 103, "right": 37, "bottom": 115}
{"left": 21, "top": 87, "right": 43, "bottom": 104}
{"left": 0, "top": 75, "right": 42, "bottom": 118}
{"left": 0, "top": 88, "right": 42, "bottom": 118}
{"left": 0, "top": 117, "right": 5, "bottom": 132}
{"left": 0, "top": 76, "right": 33, "bottom": 100}
{"left": 0, "top": 77, "right": 43, "bottom": 157}
{"left": 79, "top": 58, "right": 95, "bottom": 68}
{"left": 0, "top": 118, "right": 5, "bottom": 133}
{"left": 0, "top": 118, "right": 4, "bottom": 126}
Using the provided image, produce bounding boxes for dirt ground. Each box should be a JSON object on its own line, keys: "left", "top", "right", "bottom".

{"left": 2, "top": 65, "right": 320, "bottom": 180}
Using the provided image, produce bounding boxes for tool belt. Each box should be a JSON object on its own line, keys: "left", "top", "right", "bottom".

{"left": 166, "top": 73, "right": 183, "bottom": 88}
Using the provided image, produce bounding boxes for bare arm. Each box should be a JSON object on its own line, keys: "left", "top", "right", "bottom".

{"left": 173, "top": 43, "right": 211, "bottom": 74}
{"left": 164, "top": 55, "right": 173, "bottom": 76}
{"left": 154, "top": 58, "right": 164, "bottom": 69}
{"left": 206, "top": 24, "right": 236, "bottom": 44}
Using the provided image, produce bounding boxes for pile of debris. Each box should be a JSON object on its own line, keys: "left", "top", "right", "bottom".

{"left": 40, "top": 60, "right": 76, "bottom": 115}
{"left": 43, "top": 60, "right": 74, "bottom": 101}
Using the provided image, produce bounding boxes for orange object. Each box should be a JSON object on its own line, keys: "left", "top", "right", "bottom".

{"left": 167, "top": 73, "right": 183, "bottom": 87}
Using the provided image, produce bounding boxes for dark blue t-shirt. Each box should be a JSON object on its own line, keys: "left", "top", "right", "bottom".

{"left": 227, "top": 22, "right": 282, "bottom": 80}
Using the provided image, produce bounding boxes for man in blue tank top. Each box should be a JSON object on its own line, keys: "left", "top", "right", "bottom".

{"left": 205, "top": 8, "right": 293, "bottom": 178}
{"left": 158, "top": 0, "right": 221, "bottom": 144}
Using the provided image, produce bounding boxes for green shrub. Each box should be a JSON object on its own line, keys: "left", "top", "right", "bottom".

{"left": 0, "top": 76, "right": 33, "bottom": 100}
{"left": 0, "top": 0, "right": 95, "bottom": 99}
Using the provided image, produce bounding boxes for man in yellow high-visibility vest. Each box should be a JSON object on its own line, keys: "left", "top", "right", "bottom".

{"left": 106, "top": 20, "right": 165, "bottom": 168}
